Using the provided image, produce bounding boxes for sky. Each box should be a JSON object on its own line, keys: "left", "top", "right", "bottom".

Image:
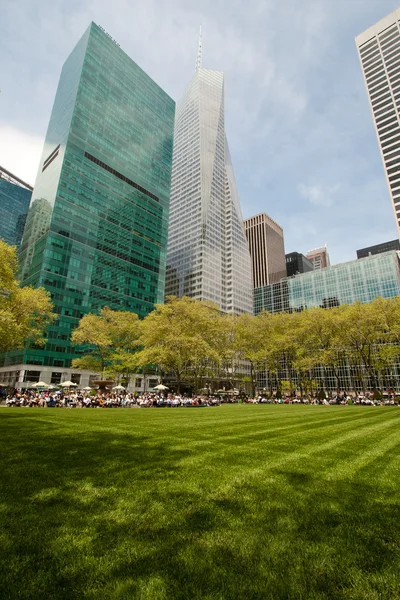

{"left": 1, "top": 0, "right": 400, "bottom": 264}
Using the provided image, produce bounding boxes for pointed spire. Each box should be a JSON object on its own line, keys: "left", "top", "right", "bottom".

{"left": 196, "top": 25, "right": 202, "bottom": 71}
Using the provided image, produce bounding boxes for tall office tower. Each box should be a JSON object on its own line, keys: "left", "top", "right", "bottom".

{"left": 3, "top": 23, "right": 174, "bottom": 378}
{"left": 165, "top": 33, "right": 253, "bottom": 315}
{"left": 356, "top": 9, "right": 400, "bottom": 236}
{"left": 0, "top": 166, "right": 32, "bottom": 247}
{"left": 306, "top": 246, "right": 330, "bottom": 271}
{"left": 244, "top": 213, "right": 286, "bottom": 286}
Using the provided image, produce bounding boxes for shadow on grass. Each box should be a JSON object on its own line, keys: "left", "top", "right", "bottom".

{"left": 0, "top": 412, "right": 400, "bottom": 599}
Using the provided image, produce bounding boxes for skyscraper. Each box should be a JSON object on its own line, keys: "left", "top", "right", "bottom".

{"left": 244, "top": 212, "right": 286, "bottom": 286}
{"left": 0, "top": 166, "right": 32, "bottom": 247}
{"left": 306, "top": 246, "right": 330, "bottom": 271}
{"left": 165, "top": 32, "right": 253, "bottom": 315}
{"left": 356, "top": 9, "right": 400, "bottom": 236}
{"left": 0, "top": 22, "right": 175, "bottom": 384}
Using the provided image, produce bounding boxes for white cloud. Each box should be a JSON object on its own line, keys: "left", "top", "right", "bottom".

{"left": 297, "top": 183, "right": 340, "bottom": 208}
{"left": 0, "top": 123, "right": 42, "bottom": 185}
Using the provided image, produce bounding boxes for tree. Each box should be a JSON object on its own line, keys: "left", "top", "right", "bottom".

{"left": 71, "top": 307, "right": 140, "bottom": 379}
{"left": 136, "top": 296, "right": 221, "bottom": 392}
{"left": 0, "top": 241, "right": 55, "bottom": 352}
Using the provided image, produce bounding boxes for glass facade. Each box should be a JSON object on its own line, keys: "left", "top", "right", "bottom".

{"left": 254, "top": 251, "right": 400, "bottom": 315}
{"left": 0, "top": 177, "right": 31, "bottom": 247}
{"left": 165, "top": 63, "right": 253, "bottom": 315}
{"left": 2, "top": 22, "right": 174, "bottom": 369}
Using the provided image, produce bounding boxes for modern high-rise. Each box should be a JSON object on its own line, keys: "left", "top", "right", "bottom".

{"left": 0, "top": 22, "right": 175, "bottom": 385}
{"left": 356, "top": 8, "right": 400, "bottom": 235}
{"left": 0, "top": 166, "right": 32, "bottom": 247}
{"left": 306, "top": 245, "right": 330, "bottom": 271}
{"left": 244, "top": 212, "right": 286, "bottom": 286}
{"left": 165, "top": 33, "right": 253, "bottom": 315}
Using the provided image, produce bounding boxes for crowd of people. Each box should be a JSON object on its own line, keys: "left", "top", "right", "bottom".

{"left": 2, "top": 389, "right": 399, "bottom": 408}
{"left": 2, "top": 390, "right": 221, "bottom": 408}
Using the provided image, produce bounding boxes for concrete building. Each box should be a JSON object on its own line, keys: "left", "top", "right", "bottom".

{"left": 244, "top": 213, "right": 286, "bottom": 287}
{"left": 0, "top": 166, "right": 32, "bottom": 247}
{"left": 357, "top": 239, "right": 400, "bottom": 258}
{"left": 285, "top": 252, "right": 314, "bottom": 278}
{"left": 356, "top": 9, "right": 400, "bottom": 236}
{"left": 165, "top": 30, "right": 253, "bottom": 315}
{"left": 0, "top": 22, "right": 175, "bottom": 388}
{"left": 306, "top": 245, "right": 330, "bottom": 271}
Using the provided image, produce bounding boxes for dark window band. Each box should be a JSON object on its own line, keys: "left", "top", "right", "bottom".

{"left": 84, "top": 152, "right": 159, "bottom": 203}
{"left": 42, "top": 151, "right": 59, "bottom": 172}
{"left": 43, "top": 145, "right": 60, "bottom": 169}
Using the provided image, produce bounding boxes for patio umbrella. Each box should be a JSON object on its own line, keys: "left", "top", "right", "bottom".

{"left": 61, "top": 381, "right": 78, "bottom": 387}
{"left": 82, "top": 386, "right": 92, "bottom": 391}
{"left": 113, "top": 385, "right": 126, "bottom": 391}
{"left": 154, "top": 384, "right": 169, "bottom": 390}
{"left": 32, "top": 381, "right": 48, "bottom": 388}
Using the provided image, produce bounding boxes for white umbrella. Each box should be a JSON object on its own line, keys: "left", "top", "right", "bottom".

{"left": 32, "top": 381, "right": 48, "bottom": 388}
{"left": 61, "top": 381, "right": 78, "bottom": 387}
{"left": 82, "top": 386, "right": 92, "bottom": 391}
{"left": 154, "top": 384, "right": 168, "bottom": 391}
{"left": 113, "top": 385, "right": 126, "bottom": 391}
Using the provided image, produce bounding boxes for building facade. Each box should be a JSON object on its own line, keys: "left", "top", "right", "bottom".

{"left": 356, "top": 9, "right": 400, "bottom": 236}
{"left": 357, "top": 239, "right": 400, "bottom": 258}
{"left": 306, "top": 245, "right": 330, "bottom": 270}
{"left": 244, "top": 212, "right": 286, "bottom": 287}
{"left": 285, "top": 251, "right": 314, "bottom": 277}
{"left": 254, "top": 251, "right": 400, "bottom": 315}
{"left": 165, "top": 38, "right": 253, "bottom": 315}
{"left": 0, "top": 23, "right": 175, "bottom": 387}
{"left": 0, "top": 166, "right": 32, "bottom": 247}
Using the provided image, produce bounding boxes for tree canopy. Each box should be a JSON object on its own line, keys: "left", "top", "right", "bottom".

{"left": 70, "top": 293, "right": 400, "bottom": 394}
{"left": 0, "top": 240, "right": 55, "bottom": 353}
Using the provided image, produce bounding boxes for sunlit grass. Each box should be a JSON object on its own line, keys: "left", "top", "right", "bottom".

{"left": 1, "top": 405, "right": 400, "bottom": 599}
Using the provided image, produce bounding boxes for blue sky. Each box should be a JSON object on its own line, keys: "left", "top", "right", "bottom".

{"left": 1, "top": 0, "right": 400, "bottom": 263}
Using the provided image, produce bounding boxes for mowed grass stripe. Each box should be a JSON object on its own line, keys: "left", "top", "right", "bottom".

{"left": 1, "top": 406, "right": 400, "bottom": 600}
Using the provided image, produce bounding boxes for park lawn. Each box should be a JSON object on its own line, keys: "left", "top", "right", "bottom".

{"left": 1, "top": 406, "right": 400, "bottom": 600}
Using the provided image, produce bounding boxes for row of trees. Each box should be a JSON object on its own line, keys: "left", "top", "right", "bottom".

{"left": 1, "top": 235, "right": 399, "bottom": 395}
{"left": 71, "top": 295, "right": 400, "bottom": 394}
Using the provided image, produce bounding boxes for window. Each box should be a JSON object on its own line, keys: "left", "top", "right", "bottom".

{"left": 71, "top": 373, "right": 81, "bottom": 385}
{"left": 51, "top": 372, "right": 62, "bottom": 384}
{"left": 23, "top": 370, "right": 41, "bottom": 383}
{"left": 135, "top": 378, "right": 142, "bottom": 387}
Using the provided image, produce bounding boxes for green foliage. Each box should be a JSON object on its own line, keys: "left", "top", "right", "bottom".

{"left": 71, "top": 294, "right": 400, "bottom": 393}
{"left": 71, "top": 307, "right": 140, "bottom": 378}
{"left": 0, "top": 240, "right": 55, "bottom": 352}
{"left": 135, "top": 296, "right": 222, "bottom": 391}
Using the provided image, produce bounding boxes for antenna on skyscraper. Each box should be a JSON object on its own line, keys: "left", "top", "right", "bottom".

{"left": 196, "top": 25, "right": 202, "bottom": 70}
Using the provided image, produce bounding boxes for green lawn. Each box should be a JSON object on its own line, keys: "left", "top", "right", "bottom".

{"left": 1, "top": 405, "right": 400, "bottom": 600}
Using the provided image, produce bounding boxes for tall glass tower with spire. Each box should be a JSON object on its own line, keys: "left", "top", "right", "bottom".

{"left": 165, "top": 30, "right": 253, "bottom": 314}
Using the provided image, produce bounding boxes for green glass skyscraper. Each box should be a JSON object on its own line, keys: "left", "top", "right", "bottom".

{"left": 1, "top": 23, "right": 174, "bottom": 383}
